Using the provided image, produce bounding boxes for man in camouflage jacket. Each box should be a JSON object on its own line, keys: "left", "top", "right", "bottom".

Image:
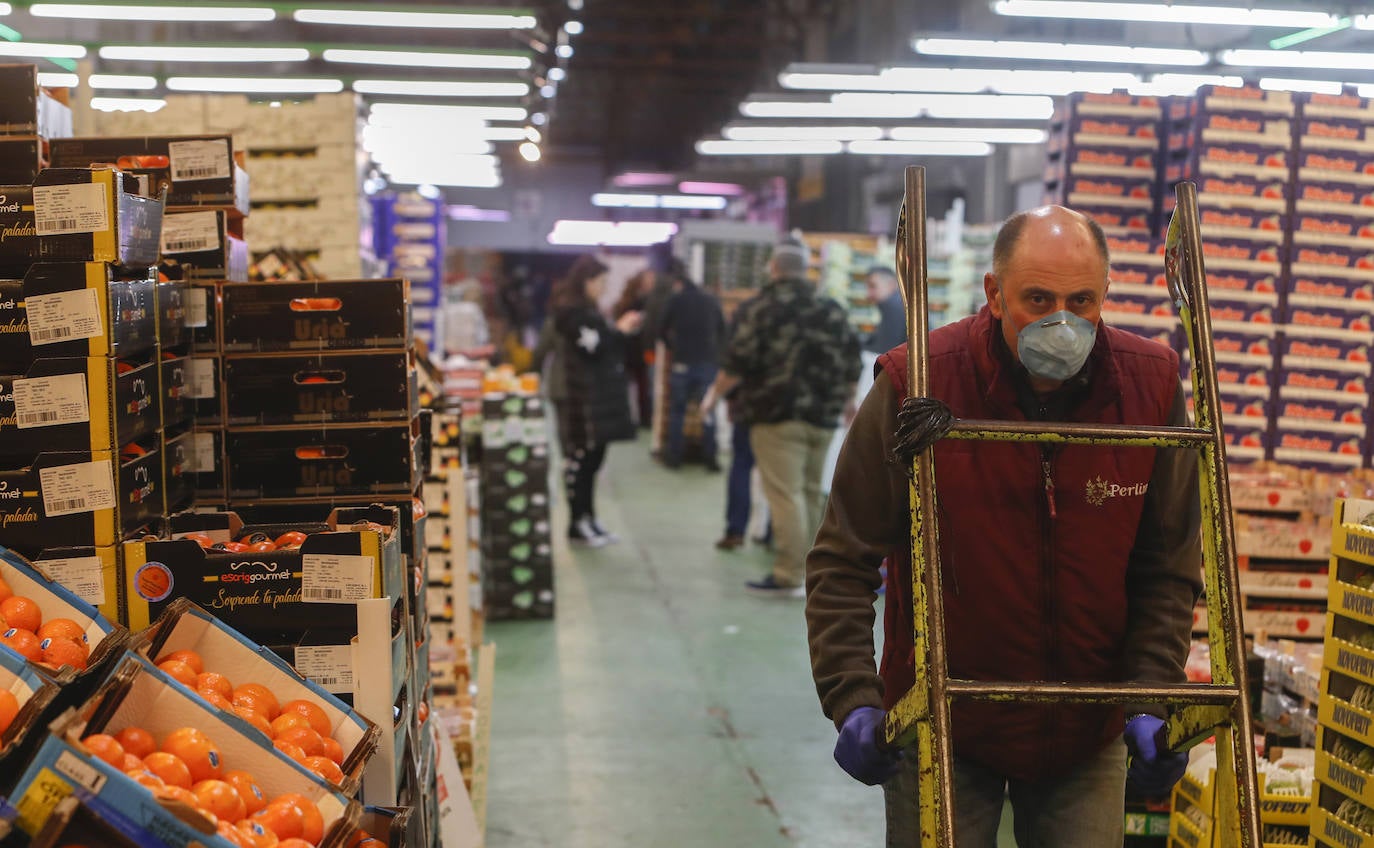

{"left": 705, "top": 233, "right": 862, "bottom": 596}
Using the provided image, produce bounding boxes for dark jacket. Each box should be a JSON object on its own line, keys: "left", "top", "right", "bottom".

{"left": 659, "top": 283, "right": 725, "bottom": 367}
{"left": 865, "top": 289, "right": 907, "bottom": 355}
{"left": 805, "top": 306, "right": 1201, "bottom": 782}
{"left": 552, "top": 302, "right": 636, "bottom": 448}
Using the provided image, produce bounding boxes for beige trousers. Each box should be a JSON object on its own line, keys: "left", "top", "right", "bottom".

{"left": 750, "top": 420, "right": 834, "bottom": 587}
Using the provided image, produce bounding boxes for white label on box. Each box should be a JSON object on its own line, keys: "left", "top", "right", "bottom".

{"left": 168, "top": 139, "right": 231, "bottom": 182}
{"left": 33, "top": 183, "right": 109, "bottom": 236}
{"left": 39, "top": 459, "right": 115, "bottom": 517}
{"left": 301, "top": 553, "right": 374, "bottom": 603}
{"left": 41, "top": 556, "right": 105, "bottom": 606}
{"left": 26, "top": 288, "right": 103, "bottom": 345}
{"left": 187, "top": 358, "right": 216, "bottom": 400}
{"left": 294, "top": 644, "right": 354, "bottom": 694}
{"left": 185, "top": 287, "right": 208, "bottom": 328}
{"left": 13, "top": 373, "right": 89, "bottom": 429}
{"left": 56, "top": 750, "right": 107, "bottom": 793}
{"left": 161, "top": 210, "right": 220, "bottom": 254}
{"left": 190, "top": 431, "right": 215, "bottom": 473}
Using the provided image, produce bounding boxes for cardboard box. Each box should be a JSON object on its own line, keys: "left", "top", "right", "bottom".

{"left": 185, "top": 281, "right": 218, "bottom": 353}
{"left": 158, "top": 208, "right": 248, "bottom": 282}
{"left": 7, "top": 654, "right": 360, "bottom": 846}
{"left": 0, "top": 643, "right": 61, "bottom": 796}
{"left": 1273, "top": 425, "right": 1367, "bottom": 468}
{"left": 355, "top": 805, "right": 419, "bottom": 848}
{"left": 183, "top": 353, "right": 220, "bottom": 424}
{"left": 26, "top": 545, "right": 119, "bottom": 624}
{"left": 0, "top": 356, "right": 159, "bottom": 463}
{"left": 185, "top": 426, "right": 224, "bottom": 502}
{"left": 1065, "top": 174, "right": 1155, "bottom": 202}
{"left": 116, "top": 438, "right": 161, "bottom": 536}
{"left": 1290, "top": 273, "right": 1374, "bottom": 304}
{"left": 0, "top": 65, "right": 38, "bottom": 135}
{"left": 1195, "top": 205, "right": 1287, "bottom": 240}
{"left": 28, "top": 168, "right": 163, "bottom": 267}
{"left": 0, "top": 262, "right": 157, "bottom": 371}
{"left": 1170, "top": 111, "right": 1292, "bottom": 145}
{"left": 1190, "top": 172, "right": 1290, "bottom": 208}
{"left": 1292, "top": 241, "right": 1374, "bottom": 272}
{"left": 0, "top": 136, "right": 42, "bottom": 185}
{"left": 1298, "top": 149, "right": 1374, "bottom": 185}
{"left": 1279, "top": 327, "right": 1373, "bottom": 366}
{"left": 1206, "top": 268, "right": 1281, "bottom": 294}
{"left": 121, "top": 505, "right": 404, "bottom": 633}
{"left": 0, "top": 451, "right": 119, "bottom": 559}
{"left": 1210, "top": 326, "right": 1277, "bottom": 359}
{"left": 225, "top": 419, "right": 422, "bottom": 500}
{"left": 159, "top": 427, "right": 193, "bottom": 515}
{"left": 157, "top": 353, "right": 188, "bottom": 430}
{"left": 1055, "top": 91, "right": 1162, "bottom": 119}
{"left": 48, "top": 135, "right": 250, "bottom": 216}
{"left": 1186, "top": 84, "right": 1297, "bottom": 116}
{"left": 1294, "top": 179, "right": 1374, "bottom": 217}
{"left": 1213, "top": 354, "right": 1275, "bottom": 393}
{"left": 1299, "top": 116, "right": 1374, "bottom": 152}
{"left": 223, "top": 349, "right": 418, "bottom": 425}
{"left": 220, "top": 279, "right": 411, "bottom": 353}
{"left": 1050, "top": 114, "right": 1160, "bottom": 147}
{"left": 23, "top": 794, "right": 160, "bottom": 848}
{"left": 1284, "top": 301, "right": 1374, "bottom": 333}
{"left": 136, "top": 598, "right": 381, "bottom": 796}
{"left": 1275, "top": 388, "right": 1369, "bottom": 427}
{"left": 153, "top": 280, "right": 187, "bottom": 352}
{"left": 1166, "top": 141, "right": 1292, "bottom": 176}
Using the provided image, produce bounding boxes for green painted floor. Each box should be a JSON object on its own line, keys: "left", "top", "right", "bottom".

{"left": 483, "top": 437, "right": 1014, "bottom": 847}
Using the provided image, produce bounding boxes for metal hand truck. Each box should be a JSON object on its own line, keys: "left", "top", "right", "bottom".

{"left": 886, "top": 165, "right": 1262, "bottom": 845}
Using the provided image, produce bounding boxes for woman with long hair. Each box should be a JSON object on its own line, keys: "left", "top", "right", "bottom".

{"left": 550, "top": 255, "right": 642, "bottom": 545}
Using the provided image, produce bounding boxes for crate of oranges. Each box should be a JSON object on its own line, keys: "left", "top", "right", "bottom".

{"left": 8, "top": 652, "right": 363, "bottom": 847}
{"left": 133, "top": 597, "right": 381, "bottom": 796}
{"left": 0, "top": 641, "right": 61, "bottom": 796}
{"left": 0, "top": 546, "right": 130, "bottom": 689}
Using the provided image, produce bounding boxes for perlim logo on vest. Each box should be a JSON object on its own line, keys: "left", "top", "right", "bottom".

{"left": 1085, "top": 476, "right": 1149, "bottom": 506}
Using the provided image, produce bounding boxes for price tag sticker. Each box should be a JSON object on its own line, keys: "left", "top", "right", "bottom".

{"left": 187, "top": 358, "right": 217, "bottom": 400}
{"left": 301, "top": 553, "right": 374, "bottom": 603}
{"left": 39, "top": 459, "right": 115, "bottom": 517}
{"left": 55, "top": 751, "right": 106, "bottom": 793}
{"left": 161, "top": 210, "right": 220, "bottom": 254}
{"left": 168, "top": 139, "right": 231, "bottom": 182}
{"left": 185, "top": 286, "right": 208, "bottom": 328}
{"left": 39, "top": 555, "right": 105, "bottom": 606}
{"left": 13, "top": 373, "right": 89, "bottom": 429}
{"left": 33, "top": 183, "right": 110, "bottom": 236}
{"left": 190, "top": 431, "right": 216, "bottom": 474}
{"left": 294, "top": 645, "right": 354, "bottom": 694}
{"left": 26, "top": 288, "right": 103, "bottom": 345}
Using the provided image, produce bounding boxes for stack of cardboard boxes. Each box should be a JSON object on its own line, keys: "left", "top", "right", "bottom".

{"left": 372, "top": 191, "right": 446, "bottom": 352}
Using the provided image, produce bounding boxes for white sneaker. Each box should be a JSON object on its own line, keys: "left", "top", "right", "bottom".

{"left": 569, "top": 517, "right": 608, "bottom": 547}
{"left": 590, "top": 519, "right": 620, "bottom": 544}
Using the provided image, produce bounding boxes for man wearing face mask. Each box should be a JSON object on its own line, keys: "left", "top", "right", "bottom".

{"left": 804, "top": 206, "right": 1202, "bottom": 846}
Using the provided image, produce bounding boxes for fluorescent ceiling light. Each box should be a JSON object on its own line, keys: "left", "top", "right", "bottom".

{"left": 1127, "top": 72, "right": 1244, "bottom": 96}
{"left": 100, "top": 45, "right": 307, "bottom": 62}
{"left": 679, "top": 181, "right": 745, "bottom": 195}
{"left": 0, "top": 3, "right": 10, "bottom": 12}
{"left": 323, "top": 48, "right": 530, "bottom": 70}
{"left": 593, "top": 193, "right": 660, "bottom": 208}
{"left": 352, "top": 79, "right": 530, "bottom": 97}
{"left": 1358, "top": 16, "right": 1374, "bottom": 29}
{"left": 90, "top": 96, "right": 165, "bottom": 112}
{"left": 448, "top": 206, "right": 511, "bottom": 223}
{"left": 364, "top": 128, "right": 494, "bottom": 157}
{"left": 167, "top": 77, "right": 344, "bottom": 94}
{"left": 0, "top": 41, "right": 85, "bottom": 59}
{"left": 31, "top": 2, "right": 273, "bottom": 21}
{"left": 38, "top": 72, "right": 78, "bottom": 87}
{"left": 88, "top": 73, "right": 157, "bottom": 90}
{"left": 887, "top": 127, "right": 1047, "bottom": 143}
{"left": 1260, "top": 76, "right": 1343, "bottom": 94}
{"left": 914, "top": 37, "right": 1208, "bottom": 66}
{"left": 614, "top": 172, "right": 675, "bottom": 187}
{"left": 992, "top": 0, "right": 1339, "bottom": 28}
{"left": 829, "top": 92, "right": 1054, "bottom": 120}
{"left": 564, "top": 20, "right": 583, "bottom": 35}
{"left": 696, "top": 139, "right": 844, "bottom": 155}
{"left": 548, "top": 221, "right": 678, "bottom": 247}
{"left": 848, "top": 140, "right": 992, "bottom": 156}
{"left": 1221, "top": 48, "right": 1374, "bottom": 70}
{"left": 1357, "top": 84, "right": 1374, "bottom": 98}
{"left": 294, "top": 8, "right": 534, "bottom": 28}
{"left": 369, "top": 102, "right": 528, "bottom": 123}
{"left": 780, "top": 65, "right": 1138, "bottom": 95}
{"left": 723, "top": 125, "right": 884, "bottom": 141}
{"left": 390, "top": 173, "right": 503, "bottom": 188}
{"left": 659, "top": 195, "right": 727, "bottom": 210}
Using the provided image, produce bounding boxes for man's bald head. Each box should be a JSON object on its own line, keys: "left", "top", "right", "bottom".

{"left": 992, "top": 206, "right": 1110, "bottom": 280}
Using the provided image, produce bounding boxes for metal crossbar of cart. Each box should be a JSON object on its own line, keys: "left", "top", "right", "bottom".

{"left": 886, "top": 165, "right": 1261, "bottom": 846}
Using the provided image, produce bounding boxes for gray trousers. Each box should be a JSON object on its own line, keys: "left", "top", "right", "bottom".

{"left": 883, "top": 737, "right": 1127, "bottom": 847}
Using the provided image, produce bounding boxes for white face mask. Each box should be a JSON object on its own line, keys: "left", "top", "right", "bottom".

{"left": 1016, "top": 310, "right": 1097, "bottom": 382}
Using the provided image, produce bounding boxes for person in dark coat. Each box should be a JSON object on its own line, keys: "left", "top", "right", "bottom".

{"left": 659, "top": 268, "right": 725, "bottom": 469}
{"left": 551, "top": 255, "right": 642, "bottom": 545}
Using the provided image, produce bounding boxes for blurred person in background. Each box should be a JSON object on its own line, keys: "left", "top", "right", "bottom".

{"left": 863, "top": 267, "right": 906, "bottom": 359}
{"left": 614, "top": 270, "right": 655, "bottom": 429}
{"left": 545, "top": 255, "right": 643, "bottom": 546}
{"left": 659, "top": 266, "right": 725, "bottom": 470}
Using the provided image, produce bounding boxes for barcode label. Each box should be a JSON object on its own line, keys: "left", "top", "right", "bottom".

{"left": 187, "top": 357, "right": 216, "bottom": 399}
{"left": 185, "top": 287, "right": 208, "bottom": 328}
{"left": 33, "top": 183, "right": 110, "bottom": 236}
{"left": 27, "top": 288, "right": 103, "bottom": 346}
{"left": 294, "top": 644, "right": 353, "bottom": 694}
{"left": 56, "top": 751, "right": 107, "bottom": 793}
{"left": 301, "top": 553, "right": 374, "bottom": 604}
{"left": 13, "top": 373, "right": 89, "bottom": 430}
{"left": 40, "top": 459, "right": 115, "bottom": 517}
{"left": 160, "top": 211, "right": 220, "bottom": 255}
{"left": 190, "top": 431, "right": 215, "bottom": 473}
{"left": 168, "top": 139, "right": 231, "bottom": 182}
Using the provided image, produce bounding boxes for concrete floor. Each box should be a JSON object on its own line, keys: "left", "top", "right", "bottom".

{"left": 483, "top": 438, "right": 1015, "bottom": 847}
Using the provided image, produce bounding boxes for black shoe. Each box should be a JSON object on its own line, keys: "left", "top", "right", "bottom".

{"left": 715, "top": 533, "right": 745, "bottom": 551}
{"left": 568, "top": 517, "right": 608, "bottom": 547}
{"left": 702, "top": 458, "right": 722, "bottom": 472}
{"left": 662, "top": 457, "right": 682, "bottom": 469}
{"left": 590, "top": 519, "right": 620, "bottom": 544}
{"left": 745, "top": 575, "right": 804, "bottom": 598}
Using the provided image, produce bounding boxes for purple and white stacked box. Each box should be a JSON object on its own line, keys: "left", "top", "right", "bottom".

{"left": 1045, "top": 93, "right": 1163, "bottom": 232}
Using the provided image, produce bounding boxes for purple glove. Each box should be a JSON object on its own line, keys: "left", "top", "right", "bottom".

{"left": 834, "top": 707, "right": 903, "bottom": 786}
{"left": 1124, "top": 714, "right": 1188, "bottom": 797}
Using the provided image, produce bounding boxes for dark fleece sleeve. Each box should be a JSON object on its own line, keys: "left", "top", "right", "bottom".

{"left": 805, "top": 374, "right": 909, "bottom": 728}
{"left": 1121, "top": 382, "right": 1204, "bottom": 718}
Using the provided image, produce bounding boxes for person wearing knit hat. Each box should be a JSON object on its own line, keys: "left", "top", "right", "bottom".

{"left": 700, "top": 229, "right": 862, "bottom": 597}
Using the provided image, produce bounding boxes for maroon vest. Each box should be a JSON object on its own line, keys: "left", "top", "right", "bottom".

{"left": 876, "top": 307, "right": 1180, "bottom": 781}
